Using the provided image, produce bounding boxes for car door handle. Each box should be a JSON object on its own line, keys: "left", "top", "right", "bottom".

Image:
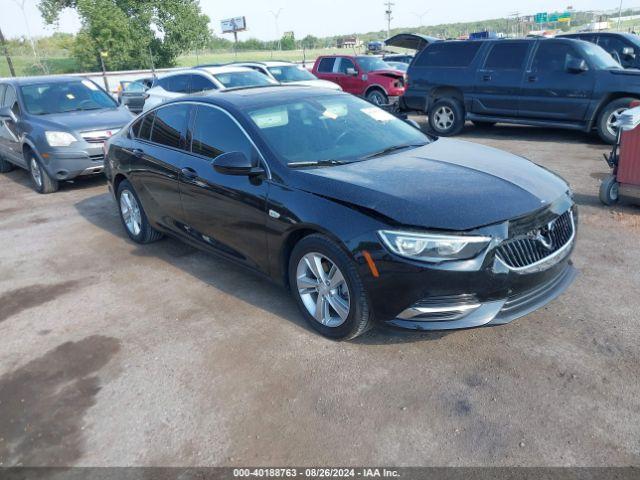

{"left": 131, "top": 148, "right": 144, "bottom": 158}
{"left": 181, "top": 167, "right": 198, "bottom": 179}
{"left": 528, "top": 75, "right": 538, "bottom": 83}
{"left": 482, "top": 74, "right": 491, "bottom": 81}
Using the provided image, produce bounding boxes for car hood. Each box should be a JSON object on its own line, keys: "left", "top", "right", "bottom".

{"left": 292, "top": 139, "right": 569, "bottom": 231}
{"left": 289, "top": 79, "right": 342, "bottom": 90}
{"left": 367, "top": 69, "right": 405, "bottom": 80}
{"left": 32, "top": 107, "right": 134, "bottom": 132}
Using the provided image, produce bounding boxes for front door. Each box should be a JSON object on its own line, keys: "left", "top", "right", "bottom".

{"left": 0, "top": 85, "right": 25, "bottom": 165}
{"left": 519, "top": 41, "right": 596, "bottom": 121}
{"left": 335, "top": 57, "right": 364, "bottom": 95}
{"left": 473, "top": 41, "right": 531, "bottom": 117}
{"left": 178, "top": 104, "right": 270, "bottom": 273}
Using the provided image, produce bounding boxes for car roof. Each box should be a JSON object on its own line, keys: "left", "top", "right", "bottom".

{"left": 0, "top": 75, "right": 93, "bottom": 86}
{"left": 236, "top": 61, "right": 295, "bottom": 67}
{"left": 155, "top": 66, "right": 255, "bottom": 79}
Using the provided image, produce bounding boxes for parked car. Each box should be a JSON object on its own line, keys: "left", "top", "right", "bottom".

{"left": 118, "top": 77, "right": 153, "bottom": 114}
{"left": 384, "top": 33, "right": 440, "bottom": 52}
{"left": 558, "top": 32, "right": 640, "bottom": 69}
{"left": 104, "top": 86, "right": 577, "bottom": 340}
{"left": 233, "top": 61, "right": 341, "bottom": 90}
{"left": 0, "top": 76, "right": 133, "bottom": 193}
{"left": 143, "top": 66, "right": 277, "bottom": 111}
{"left": 312, "top": 55, "right": 405, "bottom": 105}
{"left": 401, "top": 37, "right": 640, "bottom": 143}
{"left": 382, "top": 54, "right": 414, "bottom": 64}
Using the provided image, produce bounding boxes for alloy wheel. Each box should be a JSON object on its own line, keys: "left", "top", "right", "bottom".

{"left": 368, "top": 91, "right": 386, "bottom": 106}
{"left": 119, "top": 189, "right": 142, "bottom": 237}
{"left": 296, "top": 252, "right": 350, "bottom": 327}
{"left": 30, "top": 158, "right": 42, "bottom": 188}
{"left": 606, "top": 107, "right": 628, "bottom": 138}
{"left": 433, "top": 106, "right": 455, "bottom": 131}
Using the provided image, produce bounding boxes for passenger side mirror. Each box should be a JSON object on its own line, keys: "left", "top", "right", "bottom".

{"left": 0, "top": 106, "right": 17, "bottom": 123}
{"left": 213, "top": 151, "right": 264, "bottom": 176}
{"left": 346, "top": 67, "right": 358, "bottom": 76}
{"left": 622, "top": 46, "right": 636, "bottom": 58}
{"left": 566, "top": 58, "right": 588, "bottom": 73}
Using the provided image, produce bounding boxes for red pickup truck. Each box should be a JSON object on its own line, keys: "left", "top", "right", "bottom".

{"left": 311, "top": 55, "right": 406, "bottom": 105}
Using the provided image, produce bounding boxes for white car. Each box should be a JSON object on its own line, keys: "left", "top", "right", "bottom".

{"left": 142, "top": 66, "right": 277, "bottom": 112}
{"left": 234, "top": 61, "right": 342, "bottom": 90}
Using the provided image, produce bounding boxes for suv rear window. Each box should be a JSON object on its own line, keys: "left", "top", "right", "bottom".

{"left": 317, "top": 57, "right": 336, "bottom": 73}
{"left": 415, "top": 42, "right": 482, "bottom": 67}
{"left": 484, "top": 43, "right": 530, "bottom": 70}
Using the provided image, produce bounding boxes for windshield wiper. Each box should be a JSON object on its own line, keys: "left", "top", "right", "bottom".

{"left": 362, "top": 143, "right": 427, "bottom": 160}
{"left": 288, "top": 159, "right": 350, "bottom": 168}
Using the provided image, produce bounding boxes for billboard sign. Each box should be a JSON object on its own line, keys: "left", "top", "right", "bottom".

{"left": 220, "top": 16, "right": 246, "bottom": 33}
{"left": 534, "top": 12, "right": 548, "bottom": 23}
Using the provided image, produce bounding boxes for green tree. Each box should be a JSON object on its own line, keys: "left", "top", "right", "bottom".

{"left": 280, "top": 33, "right": 295, "bottom": 51}
{"left": 38, "top": 0, "right": 211, "bottom": 70}
{"left": 300, "top": 34, "right": 319, "bottom": 50}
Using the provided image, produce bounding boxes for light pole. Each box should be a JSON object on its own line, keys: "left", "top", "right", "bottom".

{"left": 269, "top": 9, "right": 283, "bottom": 50}
{"left": 384, "top": 0, "right": 394, "bottom": 38}
{"left": 411, "top": 10, "right": 430, "bottom": 28}
{"left": 618, "top": 0, "right": 623, "bottom": 29}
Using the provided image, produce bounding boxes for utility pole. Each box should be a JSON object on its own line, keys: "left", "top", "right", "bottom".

{"left": 0, "top": 26, "right": 16, "bottom": 77}
{"left": 618, "top": 0, "right": 623, "bottom": 29}
{"left": 411, "top": 10, "right": 429, "bottom": 28}
{"left": 384, "top": 0, "right": 394, "bottom": 38}
{"left": 269, "top": 9, "right": 283, "bottom": 51}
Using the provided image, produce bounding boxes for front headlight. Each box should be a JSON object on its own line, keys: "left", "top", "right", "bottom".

{"left": 45, "top": 131, "right": 77, "bottom": 147}
{"left": 378, "top": 230, "right": 491, "bottom": 263}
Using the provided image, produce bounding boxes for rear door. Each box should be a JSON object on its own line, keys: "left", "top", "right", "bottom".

{"left": 519, "top": 40, "right": 596, "bottom": 121}
{"left": 314, "top": 57, "right": 339, "bottom": 85}
{"left": 125, "top": 104, "right": 190, "bottom": 231}
{"left": 474, "top": 41, "right": 531, "bottom": 116}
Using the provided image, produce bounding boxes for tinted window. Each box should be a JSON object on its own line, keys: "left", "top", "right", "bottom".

{"left": 150, "top": 104, "right": 189, "bottom": 149}
{"left": 317, "top": 57, "right": 336, "bottom": 73}
{"left": 211, "top": 71, "right": 275, "bottom": 89}
{"left": 191, "top": 106, "right": 254, "bottom": 160}
{"left": 532, "top": 42, "right": 580, "bottom": 72}
{"left": 337, "top": 58, "right": 356, "bottom": 74}
{"left": 130, "top": 116, "right": 143, "bottom": 138}
{"left": 138, "top": 112, "right": 155, "bottom": 140}
{"left": 415, "top": 42, "right": 482, "bottom": 67}
{"left": 190, "top": 74, "right": 216, "bottom": 93}
{"left": 161, "top": 74, "right": 190, "bottom": 93}
{"left": 484, "top": 43, "right": 529, "bottom": 70}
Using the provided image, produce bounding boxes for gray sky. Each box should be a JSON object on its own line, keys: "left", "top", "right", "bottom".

{"left": 2, "top": 0, "right": 636, "bottom": 41}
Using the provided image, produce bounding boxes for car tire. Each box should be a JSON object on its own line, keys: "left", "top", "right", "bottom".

{"left": 597, "top": 97, "right": 637, "bottom": 144}
{"left": 116, "top": 179, "right": 164, "bottom": 244}
{"left": 27, "top": 152, "right": 59, "bottom": 194}
{"left": 0, "top": 155, "right": 14, "bottom": 173}
{"left": 289, "top": 234, "right": 373, "bottom": 340}
{"left": 599, "top": 174, "right": 620, "bottom": 205}
{"left": 472, "top": 120, "right": 496, "bottom": 128}
{"left": 429, "top": 98, "right": 465, "bottom": 136}
{"left": 365, "top": 89, "right": 388, "bottom": 106}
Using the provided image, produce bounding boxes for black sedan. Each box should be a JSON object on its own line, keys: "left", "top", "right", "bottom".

{"left": 104, "top": 86, "right": 577, "bottom": 339}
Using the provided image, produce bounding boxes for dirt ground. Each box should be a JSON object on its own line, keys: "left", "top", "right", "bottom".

{"left": 0, "top": 122, "right": 638, "bottom": 467}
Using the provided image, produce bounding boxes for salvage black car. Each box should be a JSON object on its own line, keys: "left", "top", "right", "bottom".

{"left": 104, "top": 86, "right": 577, "bottom": 339}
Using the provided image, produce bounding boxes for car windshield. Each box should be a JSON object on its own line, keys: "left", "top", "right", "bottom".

{"left": 213, "top": 70, "right": 277, "bottom": 88}
{"left": 580, "top": 42, "right": 623, "bottom": 69}
{"left": 21, "top": 79, "right": 117, "bottom": 115}
{"left": 356, "top": 56, "right": 392, "bottom": 72}
{"left": 246, "top": 94, "right": 429, "bottom": 166}
{"left": 386, "top": 62, "right": 408, "bottom": 71}
{"left": 267, "top": 65, "right": 316, "bottom": 82}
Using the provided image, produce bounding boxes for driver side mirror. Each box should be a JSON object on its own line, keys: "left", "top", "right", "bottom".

{"left": 213, "top": 151, "right": 264, "bottom": 176}
{"left": 346, "top": 67, "right": 358, "bottom": 76}
{"left": 0, "top": 106, "right": 17, "bottom": 123}
{"left": 622, "top": 46, "right": 636, "bottom": 59}
{"left": 566, "top": 58, "right": 588, "bottom": 73}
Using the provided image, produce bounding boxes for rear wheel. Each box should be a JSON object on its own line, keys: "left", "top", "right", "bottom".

{"left": 429, "top": 98, "right": 465, "bottom": 136}
{"left": 0, "top": 155, "right": 14, "bottom": 173}
{"left": 289, "top": 234, "right": 372, "bottom": 340}
{"left": 365, "top": 89, "right": 388, "bottom": 106}
{"left": 28, "top": 152, "right": 58, "bottom": 194}
{"left": 116, "top": 180, "right": 163, "bottom": 244}
{"left": 599, "top": 174, "right": 620, "bottom": 205}
{"left": 597, "top": 97, "right": 637, "bottom": 144}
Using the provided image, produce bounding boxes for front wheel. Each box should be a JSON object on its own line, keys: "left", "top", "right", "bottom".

{"left": 365, "top": 89, "right": 388, "bottom": 106}
{"left": 599, "top": 174, "right": 620, "bottom": 205}
{"left": 597, "top": 97, "right": 637, "bottom": 144}
{"left": 289, "top": 234, "right": 373, "bottom": 340}
{"left": 116, "top": 180, "right": 163, "bottom": 244}
{"left": 28, "top": 152, "right": 58, "bottom": 194}
{"left": 428, "top": 98, "right": 465, "bottom": 136}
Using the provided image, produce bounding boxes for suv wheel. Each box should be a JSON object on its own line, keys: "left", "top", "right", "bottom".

{"left": 0, "top": 155, "right": 14, "bottom": 173}
{"left": 429, "top": 98, "right": 465, "bottom": 136}
{"left": 366, "top": 89, "right": 388, "bottom": 106}
{"left": 289, "top": 234, "right": 373, "bottom": 340}
{"left": 597, "top": 97, "right": 637, "bottom": 144}
{"left": 116, "top": 180, "right": 164, "bottom": 244}
{"left": 28, "top": 152, "right": 59, "bottom": 194}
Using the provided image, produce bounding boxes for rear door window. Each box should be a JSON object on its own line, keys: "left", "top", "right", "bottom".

{"left": 317, "top": 57, "right": 336, "bottom": 73}
{"left": 484, "top": 42, "right": 530, "bottom": 70}
{"left": 150, "top": 104, "right": 190, "bottom": 149}
{"left": 161, "top": 74, "right": 190, "bottom": 93}
{"left": 415, "top": 42, "right": 482, "bottom": 67}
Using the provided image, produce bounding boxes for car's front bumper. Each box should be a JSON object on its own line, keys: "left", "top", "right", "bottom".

{"left": 39, "top": 144, "right": 105, "bottom": 180}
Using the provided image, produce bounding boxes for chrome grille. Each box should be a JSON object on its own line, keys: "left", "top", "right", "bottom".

{"left": 81, "top": 129, "right": 119, "bottom": 143}
{"left": 496, "top": 210, "right": 574, "bottom": 270}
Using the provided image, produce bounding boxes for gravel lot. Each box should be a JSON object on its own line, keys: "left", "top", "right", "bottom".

{"left": 0, "top": 122, "right": 639, "bottom": 467}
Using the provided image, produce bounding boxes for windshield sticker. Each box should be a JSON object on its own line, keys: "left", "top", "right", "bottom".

{"left": 361, "top": 107, "right": 394, "bottom": 122}
{"left": 66, "top": 94, "right": 76, "bottom": 100}
{"left": 82, "top": 80, "right": 99, "bottom": 91}
{"left": 251, "top": 107, "right": 289, "bottom": 129}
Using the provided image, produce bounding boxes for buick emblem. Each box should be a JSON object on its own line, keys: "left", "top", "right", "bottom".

{"left": 534, "top": 221, "right": 555, "bottom": 250}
